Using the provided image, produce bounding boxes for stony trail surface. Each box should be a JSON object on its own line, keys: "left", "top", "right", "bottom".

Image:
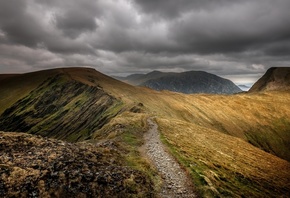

{"left": 143, "top": 118, "right": 196, "bottom": 198}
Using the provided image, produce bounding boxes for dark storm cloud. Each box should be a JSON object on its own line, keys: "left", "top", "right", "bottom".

{"left": 53, "top": 0, "right": 100, "bottom": 39}
{"left": 133, "top": 0, "right": 238, "bottom": 18}
{"left": 0, "top": 0, "right": 44, "bottom": 46}
{"left": 0, "top": 0, "right": 95, "bottom": 54}
{"left": 0, "top": 0, "right": 290, "bottom": 83}
{"left": 263, "top": 40, "right": 290, "bottom": 56}
{"left": 165, "top": 0, "right": 290, "bottom": 55}
{"left": 55, "top": 9, "right": 98, "bottom": 39}
{"left": 130, "top": 0, "right": 290, "bottom": 55}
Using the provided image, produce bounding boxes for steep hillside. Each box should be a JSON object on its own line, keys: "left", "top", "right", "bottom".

{"left": 249, "top": 67, "right": 290, "bottom": 92}
{"left": 0, "top": 69, "right": 123, "bottom": 142}
{"left": 117, "top": 70, "right": 242, "bottom": 94}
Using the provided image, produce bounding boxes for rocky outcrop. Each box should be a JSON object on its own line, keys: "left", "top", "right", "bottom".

{"left": 0, "top": 132, "right": 154, "bottom": 197}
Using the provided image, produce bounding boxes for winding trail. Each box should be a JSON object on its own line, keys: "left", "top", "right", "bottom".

{"left": 143, "top": 118, "right": 196, "bottom": 197}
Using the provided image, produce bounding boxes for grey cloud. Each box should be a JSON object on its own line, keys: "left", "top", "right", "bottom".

{"left": 0, "top": 0, "right": 96, "bottom": 54}
{"left": 0, "top": 0, "right": 290, "bottom": 83}
{"left": 50, "top": 0, "right": 102, "bottom": 39}
{"left": 263, "top": 40, "right": 290, "bottom": 56}
{"left": 0, "top": 0, "right": 45, "bottom": 47}
{"left": 167, "top": 0, "right": 290, "bottom": 55}
{"left": 133, "top": 0, "right": 238, "bottom": 19}
{"left": 55, "top": 9, "right": 98, "bottom": 39}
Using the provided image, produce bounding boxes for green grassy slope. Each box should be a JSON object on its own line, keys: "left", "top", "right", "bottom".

{"left": 0, "top": 71, "right": 123, "bottom": 142}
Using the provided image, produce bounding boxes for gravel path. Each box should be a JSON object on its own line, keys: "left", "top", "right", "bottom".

{"left": 143, "top": 118, "right": 196, "bottom": 198}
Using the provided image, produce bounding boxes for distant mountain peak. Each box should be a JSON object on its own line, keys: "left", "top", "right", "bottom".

{"left": 249, "top": 67, "right": 290, "bottom": 92}
{"left": 116, "top": 70, "right": 242, "bottom": 94}
{"left": 147, "top": 70, "right": 163, "bottom": 74}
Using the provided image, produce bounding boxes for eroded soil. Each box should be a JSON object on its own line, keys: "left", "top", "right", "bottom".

{"left": 143, "top": 118, "right": 196, "bottom": 198}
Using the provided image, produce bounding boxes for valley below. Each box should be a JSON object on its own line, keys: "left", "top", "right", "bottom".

{"left": 0, "top": 67, "right": 290, "bottom": 197}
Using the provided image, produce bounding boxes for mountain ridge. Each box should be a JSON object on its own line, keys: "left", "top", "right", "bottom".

{"left": 115, "top": 70, "right": 242, "bottom": 94}
{"left": 249, "top": 67, "right": 290, "bottom": 92}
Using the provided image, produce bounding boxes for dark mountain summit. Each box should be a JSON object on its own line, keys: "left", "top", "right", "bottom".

{"left": 117, "top": 70, "right": 241, "bottom": 94}
{"left": 114, "top": 70, "right": 170, "bottom": 86}
{"left": 141, "top": 71, "right": 242, "bottom": 94}
{"left": 249, "top": 67, "right": 290, "bottom": 92}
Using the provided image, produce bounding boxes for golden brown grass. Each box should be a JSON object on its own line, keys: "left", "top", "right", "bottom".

{"left": 122, "top": 90, "right": 290, "bottom": 161}
{"left": 156, "top": 118, "right": 290, "bottom": 197}
{"left": 60, "top": 68, "right": 290, "bottom": 196}
{"left": 1, "top": 67, "right": 290, "bottom": 197}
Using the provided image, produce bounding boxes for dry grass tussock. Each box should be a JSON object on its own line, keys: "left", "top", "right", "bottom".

{"left": 131, "top": 91, "right": 290, "bottom": 160}
{"left": 156, "top": 118, "right": 290, "bottom": 197}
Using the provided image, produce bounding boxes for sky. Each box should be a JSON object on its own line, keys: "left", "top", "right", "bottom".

{"left": 0, "top": 0, "right": 290, "bottom": 85}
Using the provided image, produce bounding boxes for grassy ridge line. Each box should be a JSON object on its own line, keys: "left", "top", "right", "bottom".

{"left": 156, "top": 118, "right": 290, "bottom": 197}
{"left": 128, "top": 90, "right": 290, "bottom": 161}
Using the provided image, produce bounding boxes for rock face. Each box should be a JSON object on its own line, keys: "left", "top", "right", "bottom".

{"left": 249, "top": 67, "right": 290, "bottom": 92}
{"left": 0, "top": 132, "right": 153, "bottom": 197}
{"left": 117, "top": 71, "right": 241, "bottom": 94}
{"left": 141, "top": 71, "right": 241, "bottom": 94}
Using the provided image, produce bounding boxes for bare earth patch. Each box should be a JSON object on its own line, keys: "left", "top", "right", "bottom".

{"left": 143, "top": 118, "right": 196, "bottom": 197}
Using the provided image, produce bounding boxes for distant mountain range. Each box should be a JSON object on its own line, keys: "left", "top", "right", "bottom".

{"left": 115, "top": 70, "right": 242, "bottom": 94}
{"left": 249, "top": 67, "right": 290, "bottom": 92}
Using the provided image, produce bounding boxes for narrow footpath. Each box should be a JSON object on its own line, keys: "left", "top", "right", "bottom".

{"left": 143, "top": 118, "right": 196, "bottom": 197}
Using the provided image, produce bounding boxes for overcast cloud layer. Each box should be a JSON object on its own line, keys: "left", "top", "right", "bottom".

{"left": 0, "top": 0, "right": 290, "bottom": 84}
